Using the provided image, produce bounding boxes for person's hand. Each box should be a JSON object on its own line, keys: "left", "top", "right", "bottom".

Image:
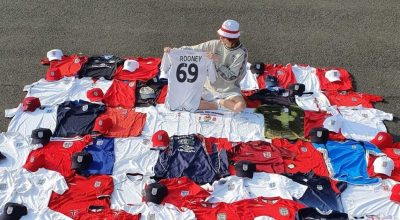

{"left": 207, "top": 52, "right": 220, "bottom": 62}
{"left": 164, "top": 47, "right": 172, "bottom": 53}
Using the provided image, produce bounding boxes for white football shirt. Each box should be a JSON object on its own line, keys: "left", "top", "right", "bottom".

{"left": 113, "top": 137, "right": 159, "bottom": 176}
{"left": 192, "top": 110, "right": 231, "bottom": 138}
{"left": 292, "top": 65, "right": 321, "bottom": 93}
{"left": 245, "top": 172, "right": 308, "bottom": 200}
{"left": 123, "top": 202, "right": 196, "bottom": 220}
{"left": 206, "top": 175, "right": 252, "bottom": 203}
{"left": 68, "top": 77, "right": 113, "bottom": 103}
{"left": 324, "top": 105, "right": 393, "bottom": 141}
{"left": 229, "top": 111, "right": 265, "bottom": 142}
{"left": 20, "top": 208, "right": 73, "bottom": 220}
{"left": 110, "top": 173, "right": 153, "bottom": 209}
{"left": 239, "top": 62, "right": 259, "bottom": 90}
{"left": 6, "top": 105, "right": 58, "bottom": 137}
{"left": 161, "top": 49, "right": 216, "bottom": 112}
{"left": 295, "top": 92, "right": 331, "bottom": 111}
{"left": 341, "top": 178, "right": 400, "bottom": 218}
{"left": 2, "top": 168, "right": 68, "bottom": 211}
{"left": 0, "top": 132, "right": 36, "bottom": 171}
{"left": 23, "top": 77, "right": 74, "bottom": 106}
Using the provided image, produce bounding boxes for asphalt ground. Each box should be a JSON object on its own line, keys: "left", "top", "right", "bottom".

{"left": 0, "top": 0, "right": 399, "bottom": 140}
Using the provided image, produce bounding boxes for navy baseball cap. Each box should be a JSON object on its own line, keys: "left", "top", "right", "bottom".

{"left": 0, "top": 203, "right": 28, "bottom": 220}
{"left": 31, "top": 128, "right": 52, "bottom": 145}
{"left": 250, "top": 62, "right": 265, "bottom": 74}
{"left": 235, "top": 161, "right": 256, "bottom": 178}
{"left": 310, "top": 127, "right": 330, "bottom": 144}
{"left": 288, "top": 83, "right": 306, "bottom": 96}
{"left": 71, "top": 151, "right": 93, "bottom": 170}
{"left": 144, "top": 182, "right": 168, "bottom": 204}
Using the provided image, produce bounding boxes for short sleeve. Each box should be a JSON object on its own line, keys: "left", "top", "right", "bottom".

{"left": 283, "top": 176, "right": 308, "bottom": 199}
{"left": 160, "top": 52, "right": 172, "bottom": 75}
{"left": 4, "top": 104, "right": 22, "bottom": 118}
{"left": 52, "top": 172, "right": 69, "bottom": 195}
{"left": 98, "top": 176, "right": 114, "bottom": 198}
{"left": 23, "top": 151, "right": 45, "bottom": 172}
{"left": 364, "top": 141, "right": 384, "bottom": 156}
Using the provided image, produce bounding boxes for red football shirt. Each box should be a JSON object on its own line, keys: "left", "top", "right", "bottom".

{"left": 258, "top": 64, "right": 296, "bottom": 89}
{"left": 303, "top": 111, "right": 346, "bottom": 141}
{"left": 316, "top": 67, "right": 353, "bottom": 91}
{"left": 75, "top": 209, "right": 139, "bottom": 220}
{"left": 114, "top": 57, "right": 161, "bottom": 82}
{"left": 49, "top": 175, "right": 114, "bottom": 219}
{"left": 156, "top": 84, "right": 168, "bottom": 104}
{"left": 103, "top": 80, "right": 137, "bottom": 108}
{"left": 204, "top": 137, "right": 233, "bottom": 154}
{"left": 182, "top": 201, "right": 240, "bottom": 220}
{"left": 233, "top": 197, "right": 305, "bottom": 220}
{"left": 94, "top": 107, "right": 146, "bottom": 138}
{"left": 43, "top": 55, "right": 88, "bottom": 78}
{"left": 158, "top": 177, "right": 210, "bottom": 208}
{"left": 227, "top": 140, "right": 296, "bottom": 174}
{"left": 23, "top": 135, "right": 92, "bottom": 178}
{"left": 324, "top": 91, "right": 383, "bottom": 108}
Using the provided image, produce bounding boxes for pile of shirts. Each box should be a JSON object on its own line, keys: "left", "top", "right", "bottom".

{"left": 0, "top": 48, "right": 398, "bottom": 219}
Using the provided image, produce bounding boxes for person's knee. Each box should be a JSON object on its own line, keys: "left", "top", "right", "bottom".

{"left": 233, "top": 101, "right": 246, "bottom": 112}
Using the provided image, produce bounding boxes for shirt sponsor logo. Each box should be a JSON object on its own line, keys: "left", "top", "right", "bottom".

{"left": 279, "top": 207, "right": 289, "bottom": 216}
{"left": 96, "top": 140, "right": 104, "bottom": 146}
{"left": 177, "top": 144, "right": 196, "bottom": 153}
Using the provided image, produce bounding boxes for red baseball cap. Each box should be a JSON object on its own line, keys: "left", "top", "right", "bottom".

{"left": 151, "top": 130, "right": 169, "bottom": 150}
{"left": 22, "top": 97, "right": 41, "bottom": 112}
{"left": 46, "top": 68, "right": 62, "bottom": 81}
{"left": 390, "top": 184, "right": 400, "bottom": 203}
{"left": 87, "top": 88, "right": 104, "bottom": 102}
{"left": 93, "top": 117, "right": 113, "bottom": 134}
{"left": 371, "top": 132, "right": 394, "bottom": 149}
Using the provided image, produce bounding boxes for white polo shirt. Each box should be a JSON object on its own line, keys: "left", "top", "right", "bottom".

{"left": 6, "top": 105, "right": 57, "bottom": 138}
{"left": 0, "top": 132, "right": 37, "bottom": 171}
{"left": 123, "top": 202, "right": 196, "bottom": 220}
{"left": 113, "top": 137, "right": 159, "bottom": 176}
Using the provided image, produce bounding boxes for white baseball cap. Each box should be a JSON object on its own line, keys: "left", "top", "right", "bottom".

{"left": 47, "top": 49, "right": 63, "bottom": 61}
{"left": 217, "top": 20, "right": 240, "bottom": 39}
{"left": 123, "top": 59, "right": 140, "bottom": 72}
{"left": 325, "top": 70, "right": 341, "bottom": 82}
{"left": 373, "top": 156, "right": 394, "bottom": 176}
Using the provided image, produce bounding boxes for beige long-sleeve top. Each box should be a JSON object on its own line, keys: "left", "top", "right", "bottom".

{"left": 181, "top": 39, "right": 248, "bottom": 94}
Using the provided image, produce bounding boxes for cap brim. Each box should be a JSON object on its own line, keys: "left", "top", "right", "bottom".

{"left": 31, "top": 138, "right": 43, "bottom": 145}
{"left": 0, "top": 152, "right": 6, "bottom": 160}
{"left": 217, "top": 29, "right": 240, "bottom": 39}
{"left": 326, "top": 77, "right": 341, "bottom": 82}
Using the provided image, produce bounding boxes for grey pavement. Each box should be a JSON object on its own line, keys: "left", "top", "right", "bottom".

{"left": 0, "top": 0, "right": 399, "bottom": 140}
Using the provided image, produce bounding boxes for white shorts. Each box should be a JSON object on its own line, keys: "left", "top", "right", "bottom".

{"left": 201, "top": 89, "right": 241, "bottom": 102}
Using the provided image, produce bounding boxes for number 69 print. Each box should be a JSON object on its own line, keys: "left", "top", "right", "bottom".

{"left": 176, "top": 63, "right": 198, "bottom": 83}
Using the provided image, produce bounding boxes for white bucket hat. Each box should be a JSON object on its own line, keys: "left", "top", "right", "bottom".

{"left": 123, "top": 59, "right": 140, "bottom": 72}
{"left": 217, "top": 19, "right": 240, "bottom": 39}
{"left": 47, "top": 49, "right": 63, "bottom": 61}
{"left": 325, "top": 70, "right": 341, "bottom": 82}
